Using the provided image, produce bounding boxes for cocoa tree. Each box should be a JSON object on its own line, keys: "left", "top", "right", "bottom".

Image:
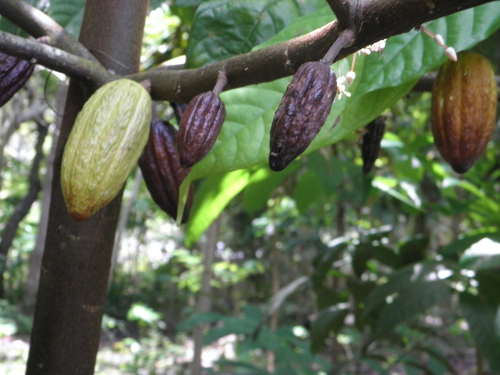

{"left": 0, "top": 0, "right": 499, "bottom": 374}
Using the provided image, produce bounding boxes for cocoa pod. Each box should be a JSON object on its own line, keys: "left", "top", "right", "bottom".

{"left": 0, "top": 52, "right": 34, "bottom": 108}
{"left": 177, "top": 91, "right": 226, "bottom": 168}
{"left": 139, "top": 119, "right": 194, "bottom": 223}
{"left": 431, "top": 51, "right": 497, "bottom": 173}
{"left": 269, "top": 61, "right": 337, "bottom": 171}
{"left": 61, "top": 79, "right": 152, "bottom": 221}
{"left": 170, "top": 102, "right": 189, "bottom": 125}
{"left": 361, "top": 116, "right": 386, "bottom": 174}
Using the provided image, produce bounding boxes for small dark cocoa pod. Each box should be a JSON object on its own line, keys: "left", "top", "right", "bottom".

{"left": 0, "top": 52, "right": 34, "bottom": 107}
{"left": 269, "top": 61, "right": 337, "bottom": 171}
{"left": 139, "top": 119, "right": 194, "bottom": 223}
{"left": 177, "top": 91, "right": 226, "bottom": 168}
{"left": 170, "top": 102, "right": 189, "bottom": 125}
{"left": 361, "top": 116, "right": 386, "bottom": 174}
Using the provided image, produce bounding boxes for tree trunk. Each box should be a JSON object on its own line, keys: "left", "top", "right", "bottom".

{"left": 190, "top": 218, "right": 220, "bottom": 375}
{"left": 25, "top": 1, "right": 148, "bottom": 374}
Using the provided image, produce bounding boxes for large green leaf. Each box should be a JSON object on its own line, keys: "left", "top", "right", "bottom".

{"left": 185, "top": 4, "right": 500, "bottom": 182}
{"left": 293, "top": 170, "right": 325, "bottom": 213}
{"left": 458, "top": 238, "right": 500, "bottom": 271}
{"left": 364, "top": 261, "right": 453, "bottom": 332}
{"left": 184, "top": 169, "right": 252, "bottom": 247}
{"left": 439, "top": 231, "right": 500, "bottom": 258}
{"left": 310, "top": 303, "right": 349, "bottom": 354}
{"left": 243, "top": 162, "right": 298, "bottom": 213}
{"left": 185, "top": 0, "right": 326, "bottom": 68}
{"left": 459, "top": 293, "right": 500, "bottom": 372}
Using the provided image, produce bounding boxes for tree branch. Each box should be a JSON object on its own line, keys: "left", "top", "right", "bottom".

{"left": 0, "top": 0, "right": 497, "bottom": 103}
{"left": 0, "top": 0, "right": 106, "bottom": 71}
{"left": 129, "top": 0, "right": 498, "bottom": 103}
{"left": 325, "top": 0, "right": 355, "bottom": 30}
{"left": 0, "top": 31, "right": 110, "bottom": 86}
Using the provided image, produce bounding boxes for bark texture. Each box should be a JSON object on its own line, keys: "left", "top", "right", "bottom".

{"left": 25, "top": 1, "right": 148, "bottom": 374}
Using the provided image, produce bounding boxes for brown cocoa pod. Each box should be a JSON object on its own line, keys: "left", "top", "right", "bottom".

{"left": 177, "top": 91, "right": 226, "bottom": 168}
{"left": 170, "top": 102, "right": 189, "bottom": 125}
{"left": 431, "top": 51, "right": 497, "bottom": 174}
{"left": 269, "top": 61, "right": 337, "bottom": 171}
{"left": 139, "top": 118, "right": 194, "bottom": 223}
{"left": 361, "top": 116, "right": 386, "bottom": 174}
{"left": 0, "top": 52, "right": 34, "bottom": 107}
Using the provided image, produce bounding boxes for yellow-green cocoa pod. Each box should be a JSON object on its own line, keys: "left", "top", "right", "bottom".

{"left": 61, "top": 79, "right": 152, "bottom": 221}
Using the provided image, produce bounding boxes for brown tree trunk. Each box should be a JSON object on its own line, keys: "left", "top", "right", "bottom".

{"left": 25, "top": 1, "right": 148, "bottom": 374}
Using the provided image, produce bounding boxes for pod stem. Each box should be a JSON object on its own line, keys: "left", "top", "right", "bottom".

{"left": 321, "top": 29, "right": 356, "bottom": 66}
{"left": 212, "top": 71, "right": 228, "bottom": 96}
{"left": 139, "top": 79, "right": 152, "bottom": 93}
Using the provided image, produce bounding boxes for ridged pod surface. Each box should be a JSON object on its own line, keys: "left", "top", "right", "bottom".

{"left": 177, "top": 91, "right": 226, "bottom": 168}
{"left": 61, "top": 79, "right": 152, "bottom": 221}
{"left": 139, "top": 119, "right": 194, "bottom": 223}
{"left": 0, "top": 52, "right": 34, "bottom": 107}
{"left": 431, "top": 51, "right": 497, "bottom": 173}
{"left": 269, "top": 61, "right": 337, "bottom": 171}
{"left": 361, "top": 117, "right": 386, "bottom": 174}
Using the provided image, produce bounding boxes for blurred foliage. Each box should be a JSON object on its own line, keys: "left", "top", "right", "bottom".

{"left": 0, "top": 1, "right": 500, "bottom": 374}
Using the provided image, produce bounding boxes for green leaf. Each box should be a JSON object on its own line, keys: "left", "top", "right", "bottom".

{"left": 254, "top": 6, "right": 333, "bottom": 50}
{"left": 293, "top": 170, "right": 325, "bottom": 213}
{"left": 310, "top": 303, "right": 349, "bottom": 354}
{"left": 364, "top": 261, "right": 453, "bottom": 332}
{"left": 372, "top": 176, "right": 424, "bottom": 211}
{"left": 459, "top": 293, "right": 500, "bottom": 372}
{"left": 184, "top": 169, "right": 252, "bottom": 247}
{"left": 178, "top": 311, "right": 226, "bottom": 331}
{"left": 355, "top": 3, "right": 500, "bottom": 95}
{"left": 243, "top": 162, "right": 298, "bottom": 213}
{"left": 185, "top": 4, "right": 500, "bottom": 181}
{"left": 186, "top": 0, "right": 326, "bottom": 68}
{"left": 213, "top": 359, "right": 270, "bottom": 375}
{"left": 49, "top": 0, "right": 86, "bottom": 38}
{"left": 458, "top": 238, "right": 500, "bottom": 271}
{"left": 398, "top": 236, "right": 429, "bottom": 266}
{"left": 439, "top": 231, "right": 500, "bottom": 258}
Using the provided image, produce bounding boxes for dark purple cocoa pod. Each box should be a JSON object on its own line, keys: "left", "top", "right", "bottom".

{"left": 170, "top": 102, "right": 189, "bottom": 125}
{"left": 269, "top": 61, "right": 337, "bottom": 171}
{"left": 139, "top": 119, "right": 194, "bottom": 223}
{"left": 0, "top": 52, "right": 35, "bottom": 107}
{"left": 361, "top": 116, "right": 386, "bottom": 174}
{"left": 177, "top": 91, "right": 226, "bottom": 168}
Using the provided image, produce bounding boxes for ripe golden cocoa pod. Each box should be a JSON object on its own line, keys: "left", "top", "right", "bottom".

{"left": 361, "top": 116, "right": 386, "bottom": 174}
{"left": 431, "top": 51, "right": 497, "bottom": 173}
{"left": 61, "top": 79, "right": 152, "bottom": 221}
{"left": 177, "top": 91, "right": 226, "bottom": 168}
{"left": 0, "top": 52, "right": 34, "bottom": 107}
{"left": 139, "top": 119, "right": 194, "bottom": 223}
{"left": 269, "top": 61, "right": 337, "bottom": 171}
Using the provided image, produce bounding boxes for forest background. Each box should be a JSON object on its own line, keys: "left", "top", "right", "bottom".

{"left": 0, "top": 0, "right": 500, "bottom": 374}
